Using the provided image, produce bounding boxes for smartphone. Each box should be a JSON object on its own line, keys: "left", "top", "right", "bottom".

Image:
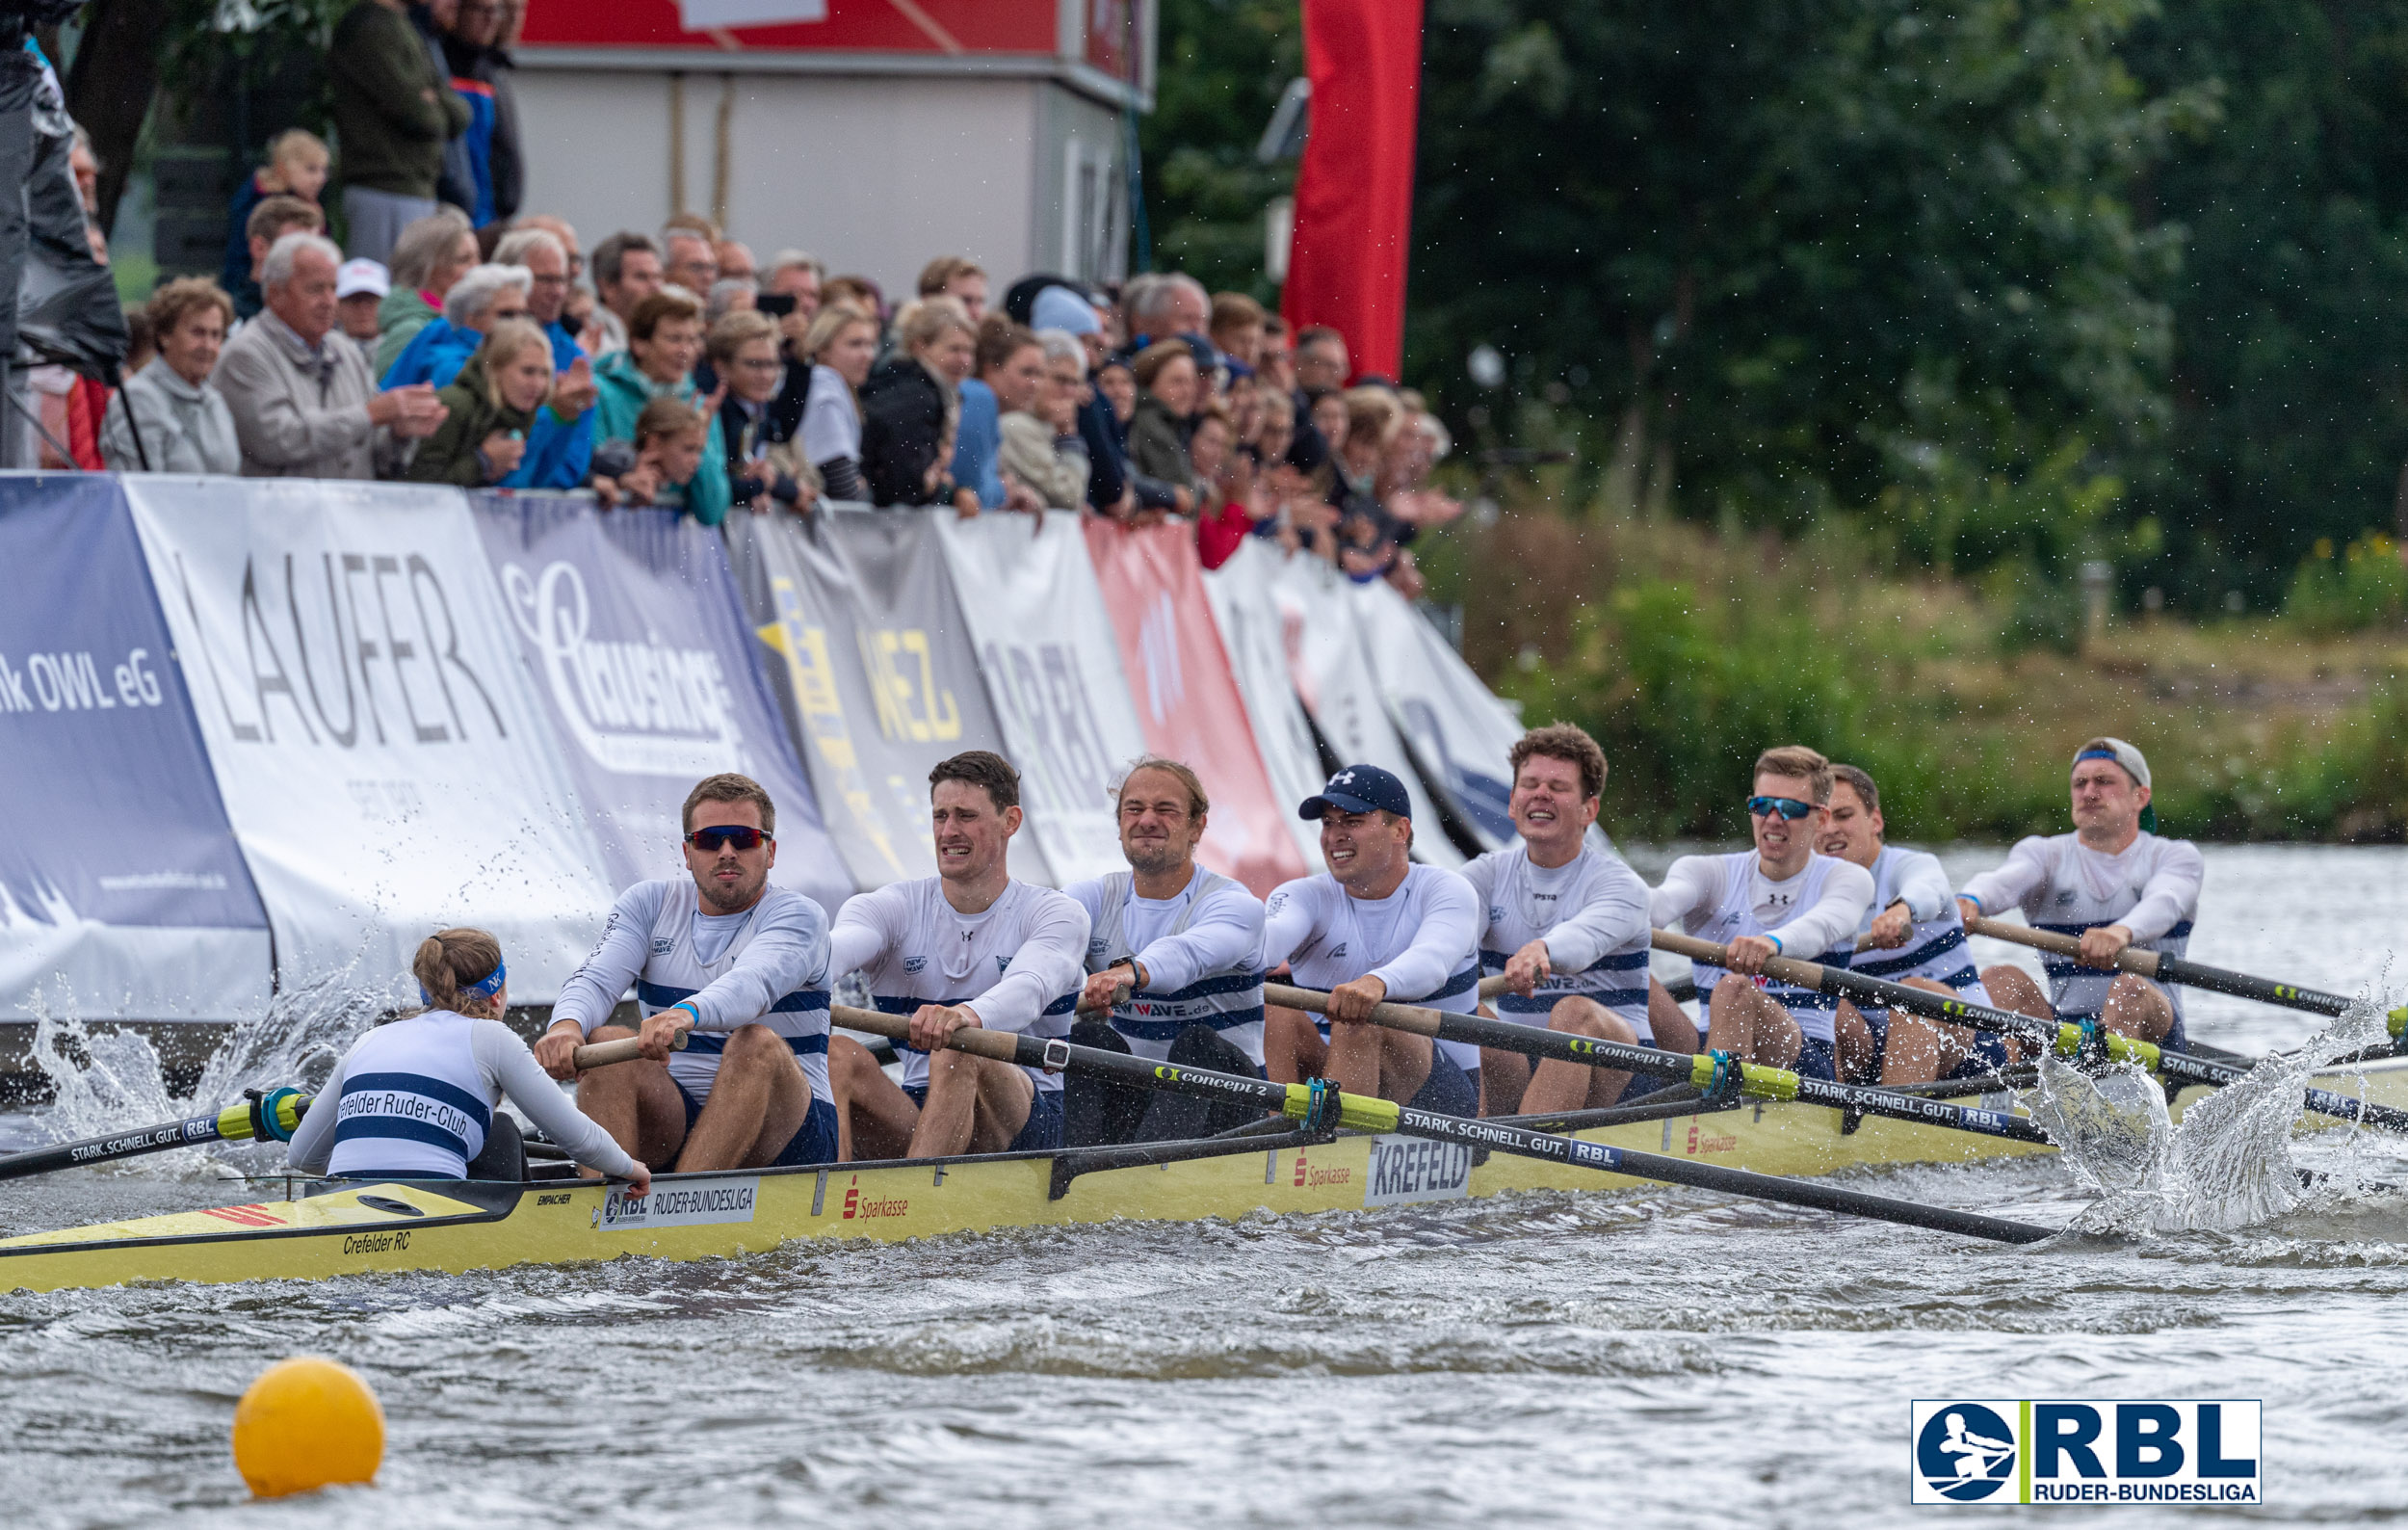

{"left": 757, "top": 292, "right": 798, "bottom": 318}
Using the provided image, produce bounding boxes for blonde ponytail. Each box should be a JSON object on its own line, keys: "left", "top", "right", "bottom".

{"left": 412, "top": 927, "right": 506, "bottom": 1017}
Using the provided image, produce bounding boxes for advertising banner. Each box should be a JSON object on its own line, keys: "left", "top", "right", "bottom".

{"left": 1199, "top": 539, "right": 1329, "bottom": 873}
{"left": 1350, "top": 577, "right": 1522, "bottom": 849}
{"left": 1086, "top": 518, "right": 1305, "bottom": 894}
{"left": 123, "top": 478, "right": 617, "bottom": 1005}
{"left": 469, "top": 495, "right": 853, "bottom": 915}
{"left": 0, "top": 477, "right": 271, "bottom": 1021}
{"left": 934, "top": 511, "right": 1148, "bottom": 884}
{"left": 1264, "top": 550, "right": 1462, "bottom": 866}
{"left": 724, "top": 510, "right": 1040, "bottom": 887}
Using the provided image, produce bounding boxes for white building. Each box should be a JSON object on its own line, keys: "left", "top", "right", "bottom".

{"left": 514, "top": 0, "right": 1154, "bottom": 293}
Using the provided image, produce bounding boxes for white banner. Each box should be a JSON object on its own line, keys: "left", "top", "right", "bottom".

{"left": 1350, "top": 578, "right": 1525, "bottom": 851}
{"left": 123, "top": 480, "right": 617, "bottom": 1006}
{"left": 1200, "top": 539, "right": 1329, "bottom": 872}
{"left": 1263, "top": 551, "right": 1462, "bottom": 868}
{"left": 933, "top": 511, "right": 1149, "bottom": 884}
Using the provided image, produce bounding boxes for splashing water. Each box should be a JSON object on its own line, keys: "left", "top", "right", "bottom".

{"left": 2027, "top": 1003, "right": 2395, "bottom": 1235}
{"left": 20, "top": 963, "right": 400, "bottom": 1180}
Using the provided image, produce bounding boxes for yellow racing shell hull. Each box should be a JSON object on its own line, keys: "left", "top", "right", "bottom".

{"left": 7, "top": 1058, "right": 2403, "bottom": 1294}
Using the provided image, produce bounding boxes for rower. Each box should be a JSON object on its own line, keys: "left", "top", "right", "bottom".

{"left": 824, "top": 751, "right": 1087, "bottom": 1159}
{"left": 291, "top": 927, "right": 648, "bottom": 1191}
{"left": 1819, "top": 764, "right": 2013, "bottom": 1085}
{"left": 534, "top": 773, "right": 839, "bottom": 1173}
{"left": 1955, "top": 737, "right": 2201, "bottom": 1047}
{"left": 1065, "top": 757, "right": 1269, "bottom": 1142}
{"left": 1261, "top": 765, "right": 1482, "bottom": 1114}
{"left": 1650, "top": 746, "right": 1873, "bottom": 1079}
{"left": 1463, "top": 723, "right": 1656, "bottom": 1117}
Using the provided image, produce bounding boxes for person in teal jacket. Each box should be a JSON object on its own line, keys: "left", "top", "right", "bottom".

{"left": 591, "top": 287, "right": 729, "bottom": 524}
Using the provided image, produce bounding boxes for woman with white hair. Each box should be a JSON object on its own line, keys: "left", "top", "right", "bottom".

{"left": 379, "top": 263, "right": 534, "bottom": 391}
{"left": 997, "top": 328, "right": 1090, "bottom": 509}
{"left": 373, "top": 207, "right": 478, "bottom": 374}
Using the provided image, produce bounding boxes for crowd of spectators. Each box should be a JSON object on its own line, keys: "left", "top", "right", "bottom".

{"left": 41, "top": 0, "right": 1456, "bottom": 594}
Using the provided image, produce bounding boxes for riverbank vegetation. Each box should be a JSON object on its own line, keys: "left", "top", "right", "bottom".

{"left": 1420, "top": 507, "right": 2408, "bottom": 844}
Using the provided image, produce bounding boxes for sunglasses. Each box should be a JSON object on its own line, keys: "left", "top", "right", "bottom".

{"left": 687, "top": 825, "right": 772, "bottom": 852}
{"left": 1746, "top": 796, "right": 1817, "bottom": 821}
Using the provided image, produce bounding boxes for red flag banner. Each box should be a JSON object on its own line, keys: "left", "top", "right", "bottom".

{"left": 1279, "top": 0, "right": 1425, "bottom": 382}
{"left": 1083, "top": 518, "right": 1308, "bottom": 895}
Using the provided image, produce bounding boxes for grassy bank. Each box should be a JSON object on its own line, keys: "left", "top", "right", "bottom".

{"left": 1419, "top": 510, "right": 2408, "bottom": 844}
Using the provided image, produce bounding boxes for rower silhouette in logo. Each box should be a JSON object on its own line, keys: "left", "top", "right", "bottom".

{"left": 1917, "top": 1404, "right": 2016, "bottom": 1501}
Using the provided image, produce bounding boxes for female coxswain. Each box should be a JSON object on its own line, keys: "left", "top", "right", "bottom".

{"left": 287, "top": 927, "right": 652, "bottom": 1192}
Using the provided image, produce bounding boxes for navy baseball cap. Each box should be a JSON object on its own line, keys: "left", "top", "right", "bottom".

{"left": 1299, "top": 764, "right": 1412, "bottom": 820}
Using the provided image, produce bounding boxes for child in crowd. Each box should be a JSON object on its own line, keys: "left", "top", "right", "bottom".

{"left": 596, "top": 395, "right": 709, "bottom": 512}
{"left": 222, "top": 130, "right": 329, "bottom": 311}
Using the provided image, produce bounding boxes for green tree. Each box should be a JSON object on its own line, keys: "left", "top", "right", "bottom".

{"left": 1408, "top": 0, "right": 2186, "bottom": 573}
{"left": 2119, "top": 0, "right": 2408, "bottom": 608}
{"left": 1138, "top": 0, "right": 1302, "bottom": 294}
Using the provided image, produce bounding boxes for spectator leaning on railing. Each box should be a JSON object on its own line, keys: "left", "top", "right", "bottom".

{"left": 330, "top": 0, "right": 470, "bottom": 265}
{"left": 377, "top": 208, "right": 479, "bottom": 374}
{"left": 709, "top": 308, "right": 813, "bottom": 514}
{"left": 859, "top": 298, "right": 975, "bottom": 509}
{"left": 592, "top": 286, "right": 729, "bottom": 523}
{"left": 404, "top": 317, "right": 555, "bottom": 487}
{"left": 481, "top": 224, "right": 598, "bottom": 488}
{"left": 1001, "top": 329, "right": 1090, "bottom": 511}
{"left": 960, "top": 318, "right": 1047, "bottom": 513}
{"left": 798, "top": 302, "right": 877, "bottom": 502}
{"left": 1128, "top": 339, "right": 1200, "bottom": 510}
{"left": 216, "top": 232, "right": 447, "bottom": 479}
{"left": 101, "top": 277, "right": 241, "bottom": 475}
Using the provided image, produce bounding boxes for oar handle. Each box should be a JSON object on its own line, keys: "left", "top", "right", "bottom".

{"left": 1477, "top": 972, "right": 1514, "bottom": 999}
{"left": 571, "top": 1026, "right": 691, "bottom": 1071}
{"left": 832, "top": 1002, "right": 1026, "bottom": 1065}
{"left": 1263, "top": 982, "right": 1447, "bottom": 1037}
{"left": 1648, "top": 928, "right": 1833, "bottom": 993}
{"left": 1964, "top": 914, "right": 2162, "bottom": 977}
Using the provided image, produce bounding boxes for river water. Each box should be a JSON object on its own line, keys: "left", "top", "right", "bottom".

{"left": 3, "top": 845, "right": 2405, "bottom": 1527}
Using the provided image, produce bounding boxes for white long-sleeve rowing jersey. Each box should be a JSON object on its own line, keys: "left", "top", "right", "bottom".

{"left": 287, "top": 1011, "right": 637, "bottom": 1181}
{"left": 1848, "top": 845, "right": 1990, "bottom": 1016}
{"left": 552, "top": 880, "right": 833, "bottom": 1107}
{"left": 1262, "top": 864, "right": 1484, "bottom": 1073}
{"left": 827, "top": 877, "right": 1089, "bottom": 1093}
{"left": 1958, "top": 831, "right": 2202, "bottom": 1031}
{"left": 1651, "top": 850, "right": 1874, "bottom": 1042}
{"left": 1067, "top": 867, "right": 1268, "bottom": 1064}
{"left": 1461, "top": 842, "right": 1654, "bottom": 1040}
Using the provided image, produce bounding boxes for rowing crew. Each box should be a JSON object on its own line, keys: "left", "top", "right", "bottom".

{"left": 292, "top": 726, "right": 2201, "bottom": 1187}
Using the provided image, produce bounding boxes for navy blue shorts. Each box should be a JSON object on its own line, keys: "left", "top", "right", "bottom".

{"left": 676, "top": 1082, "right": 841, "bottom": 1168}
{"left": 1407, "top": 1047, "right": 1479, "bottom": 1117}
{"left": 1793, "top": 1034, "right": 1838, "bottom": 1082}
{"left": 1865, "top": 1011, "right": 2010, "bottom": 1081}
{"left": 902, "top": 1080, "right": 1066, "bottom": 1152}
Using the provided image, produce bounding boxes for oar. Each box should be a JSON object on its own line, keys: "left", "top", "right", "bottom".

{"left": 1650, "top": 930, "right": 2408, "bottom": 1133}
{"left": 1262, "top": 982, "right": 2051, "bottom": 1147}
{"left": 830, "top": 1003, "right": 2054, "bottom": 1246}
{"left": 1963, "top": 914, "right": 2408, "bottom": 1038}
{"left": 0, "top": 1031, "right": 669, "bottom": 1182}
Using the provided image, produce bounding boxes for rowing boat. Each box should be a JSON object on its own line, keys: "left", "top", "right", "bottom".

{"left": 7, "top": 1055, "right": 2404, "bottom": 1294}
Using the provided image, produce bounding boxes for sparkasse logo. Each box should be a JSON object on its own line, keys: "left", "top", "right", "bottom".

{"left": 1910, "top": 1400, "right": 2261, "bottom": 1505}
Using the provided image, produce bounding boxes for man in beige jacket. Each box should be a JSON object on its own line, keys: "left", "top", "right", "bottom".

{"left": 216, "top": 232, "right": 446, "bottom": 479}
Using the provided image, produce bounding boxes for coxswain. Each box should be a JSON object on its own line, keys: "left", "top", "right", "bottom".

{"left": 1956, "top": 737, "right": 2202, "bottom": 1047}
{"left": 1065, "top": 757, "right": 1269, "bottom": 1142}
{"left": 1649, "top": 746, "right": 1873, "bottom": 1079}
{"left": 1261, "top": 765, "right": 1482, "bottom": 1114}
{"left": 289, "top": 927, "right": 647, "bottom": 1191}
{"left": 1818, "top": 764, "right": 2013, "bottom": 1085}
{"left": 534, "top": 773, "right": 840, "bottom": 1173}
{"left": 1463, "top": 724, "right": 1657, "bottom": 1116}
{"left": 824, "top": 752, "right": 1088, "bottom": 1159}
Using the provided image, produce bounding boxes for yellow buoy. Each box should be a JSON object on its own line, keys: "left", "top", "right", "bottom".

{"left": 230, "top": 1355, "right": 385, "bottom": 1498}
